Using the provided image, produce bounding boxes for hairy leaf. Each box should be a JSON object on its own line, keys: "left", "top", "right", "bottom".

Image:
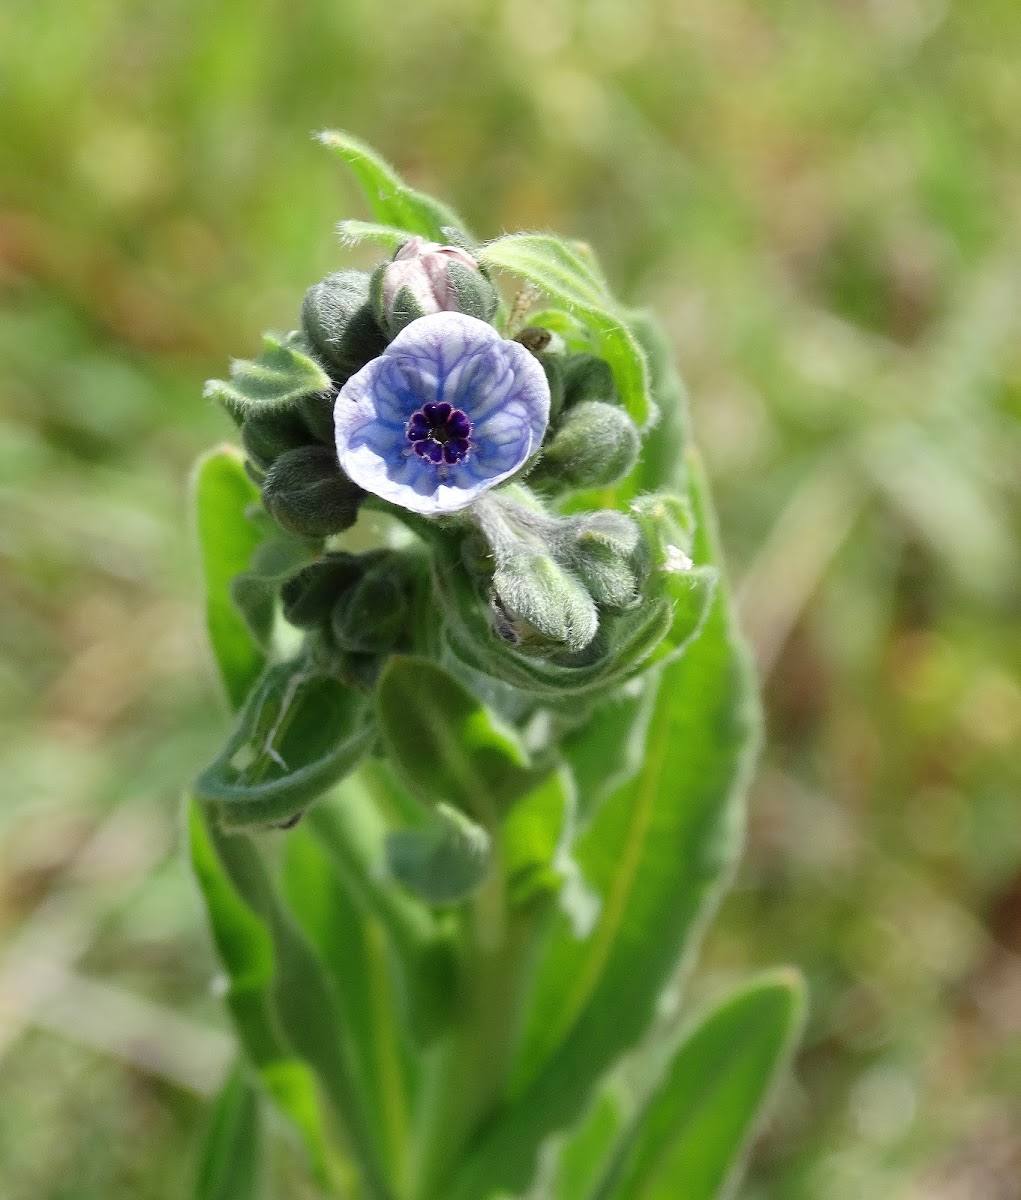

{"left": 193, "top": 659, "right": 375, "bottom": 829}
{"left": 192, "top": 447, "right": 266, "bottom": 709}
{"left": 376, "top": 656, "right": 539, "bottom": 824}
{"left": 597, "top": 974, "right": 805, "bottom": 1200}
{"left": 319, "top": 130, "right": 472, "bottom": 245}
{"left": 204, "top": 333, "right": 332, "bottom": 421}
{"left": 442, "top": 452, "right": 758, "bottom": 1200}
{"left": 480, "top": 235, "right": 653, "bottom": 428}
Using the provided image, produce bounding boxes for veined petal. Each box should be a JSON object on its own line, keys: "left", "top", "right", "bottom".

{"left": 335, "top": 313, "right": 550, "bottom": 515}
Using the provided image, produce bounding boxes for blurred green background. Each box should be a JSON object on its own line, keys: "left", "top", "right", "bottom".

{"left": 2, "top": 0, "right": 1020, "bottom": 1196}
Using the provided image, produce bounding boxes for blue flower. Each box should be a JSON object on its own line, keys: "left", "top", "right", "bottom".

{"left": 334, "top": 312, "right": 550, "bottom": 516}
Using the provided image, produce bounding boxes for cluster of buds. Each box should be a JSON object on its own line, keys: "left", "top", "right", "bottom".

{"left": 205, "top": 230, "right": 679, "bottom": 701}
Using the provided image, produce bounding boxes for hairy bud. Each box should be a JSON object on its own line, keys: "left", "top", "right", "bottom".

{"left": 301, "top": 270, "right": 387, "bottom": 376}
{"left": 371, "top": 237, "right": 499, "bottom": 337}
{"left": 262, "top": 445, "right": 364, "bottom": 539}
{"left": 532, "top": 401, "right": 640, "bottom": 492}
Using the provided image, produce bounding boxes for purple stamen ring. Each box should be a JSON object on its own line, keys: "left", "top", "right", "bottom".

{"left": 407, "top": 401, "right": 473, "bottom": 465}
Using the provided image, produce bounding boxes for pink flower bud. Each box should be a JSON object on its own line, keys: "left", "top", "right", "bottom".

{"left": 380, "top": 236, "right": 481, "bottom": 317}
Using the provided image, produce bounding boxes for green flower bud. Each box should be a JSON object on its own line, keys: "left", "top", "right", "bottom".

{"left": 279, "top": 552, "right": 366, "bottom": 628}
{"left": 563, "top": 353, "right": 617, "bottom": 408}
{"left": 371, "top": 237, "right": 499, "bottom": 337}
{"left": 301, "top": 270, "right": 387, "bottom": 376}
{"left": 263, "top": 445, "right": 364, "bottom": 538}
{"left": 532, "top": 401, "right": 640, "bottom": 492}
{"left": 492, "top": 548, "right": 598, "bottom": 653}
{"left": 331, "top": 556, "right": 410, "bottom": 655}
{"left": 558, "top": 513, "right": 642, "bottom": 610}
{"left": 241, "top": 408, "right": 316, "bottom": 470}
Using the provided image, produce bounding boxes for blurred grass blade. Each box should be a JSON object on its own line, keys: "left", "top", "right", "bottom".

{"left": 193, "top": 660, "right": 375, "bottom": 829}
{"left": 552, "top": 1087, "right": 626, "bottom": 1200}
{"left": 187, "top": 800, "right": 351, "bottom": 1194}
{"left": 192, "top": 446, "right": 266, "bottom": 710}
{"left": 479, "top": 235, "right": 653, "bottom": 428}
{"left": 319, "top": 130, "right": 472, "bottom": 244}
{"left": 193, "top": 1062, "right": 264, "bottom": 1200}
{"left": 444, "top": 451, "right": 758, "bottom": 1200}
{"left": 596, "top": 973, "right": 805, "bottom": 1200}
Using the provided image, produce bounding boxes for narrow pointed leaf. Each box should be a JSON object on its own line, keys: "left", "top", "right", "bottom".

{"left": 443, "top": 451, "right": 758, "bottom": 1200}
{"left": 204, "top": 333, "right": 332, "bottom": 421}
{"left": 337, "top": 219, "right": 412, "bottom": 252}
{"left": 193, "top": 447, "right": 266, "bottom": 709}
{"left": 281, "top": 823, "right": 418, "bottom": 1195}
{"left": 319, "top": 130, "right": 471, "bottom": 244}
{"left": 188, "top": 801, "right": 350, "bottom": 1194}
{"left": 597, "top": 974, "right": 805, "bottom": 1200}
{"left": 192, "top": 1063, "right": 264, "bottom": 1200}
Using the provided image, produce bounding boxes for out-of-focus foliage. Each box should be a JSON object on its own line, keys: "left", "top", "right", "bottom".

{"left": 0, "top": 1, "right": 1019, "bottom": 1198}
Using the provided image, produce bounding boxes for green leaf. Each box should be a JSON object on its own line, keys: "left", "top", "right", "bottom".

{"left": 319, "top": 130, "right": 472, "bottom": 244}
{"left": 502, "top": 767, "right": 575, "bottom": 906}
{"left": 192, "top": 1063, "right": 264, "bottom": 1200}
{"left": 597, "top": 974, "right": 805, "bottom": 1200}
{"left": 375, "top": 656, "right": 539, "bottom": 824}
{"left": 193, "top": 659, "right": 375, "bottom": 829}
{"left": 442, "top": 451, "right": 759, "bottom": 1200}
{"left": 192, "top": 446, "right": 266, "bottom": 710}
{"left": 620, "top": 309, "right": 690, "bottom": 497}
{"left": 386, "top": 803, "right": 492, "bottom": 905}
{"left": 563, "top": 677, "right": 658, "bottom": 825}
{"left": 201, "top": 814, "right": 397, "bottom": 1199}
{"left": 188, "top": 801, "right": 351, "bottom": 1194}
{"left": 307, "top": 779, "right": 457, "bottom": 1045}
{"left": 204, "top": 333, "right": 332, "bottom": 421}
{"left": 281, "top": 822, "right": 418, "bottom": 1195}
{"left": 337, "top": 219, "right": 412, "bottom": 252}
{"left": 480, "top": 235, "right": 653, "bottom": 428}
{"left": 553, "top": 1087, "right": 626, "bottom": 1200}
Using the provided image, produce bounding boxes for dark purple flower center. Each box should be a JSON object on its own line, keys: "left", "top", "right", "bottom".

{"left": 406, "top": 401, "right": 473, "bottom": 465}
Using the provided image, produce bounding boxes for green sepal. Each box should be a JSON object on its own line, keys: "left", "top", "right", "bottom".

{"left": 447, "top": 259, "right": 500, "bottom": 322}
{"left": 241, "top": 408, "right": 316, "bottom": 470}
{"left": 386, "top": 803, "right": 492, "bottom": 905}
{"left": 262, "top": 445, "right": 364, "bottom": 539}
{"left": 204, "top": 332, "right": 332, "bottom": 422}
{"left": 493, "top": 548, "right": 599, "bottom": 654}
{"left": 192, "top": 658, "right": 375, "bottom": 829}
